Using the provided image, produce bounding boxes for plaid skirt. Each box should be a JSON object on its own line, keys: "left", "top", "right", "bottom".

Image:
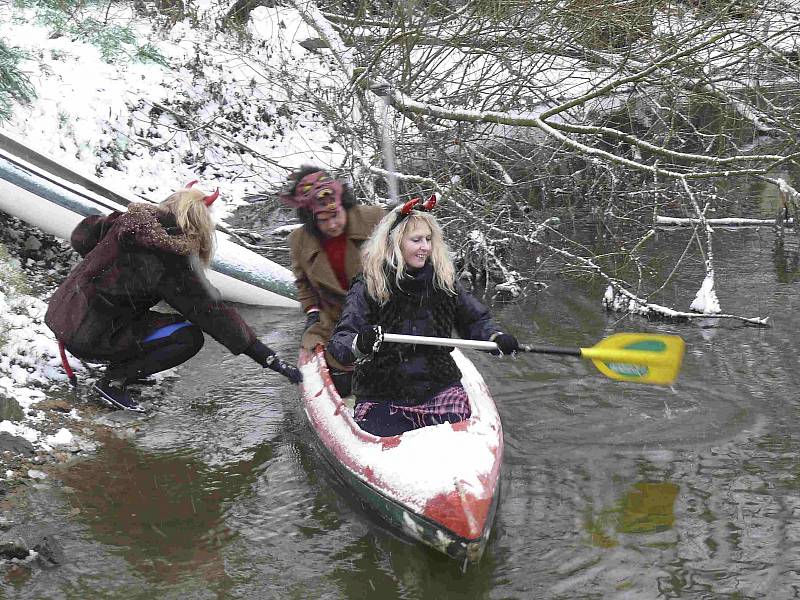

{"left": 354, "top": 384, "right": 471, "bottom": 436}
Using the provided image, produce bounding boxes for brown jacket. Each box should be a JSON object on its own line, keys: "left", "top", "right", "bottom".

{"left": 289, "top": 204, "right": 385, "bottom": 357}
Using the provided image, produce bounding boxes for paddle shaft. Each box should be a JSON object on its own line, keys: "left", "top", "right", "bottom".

{"left": 381, "top": 333, "right": 582, "bottom": 357}
{"left": 380, "top": 331, "right": 685, "bottom": 385}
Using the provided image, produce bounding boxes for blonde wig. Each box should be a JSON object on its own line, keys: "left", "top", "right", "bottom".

{"left": 159, "top": 188, "right": 216, "bottom": 265}
{"left": 361, "top": 209, "right": 455, "bottom": 304}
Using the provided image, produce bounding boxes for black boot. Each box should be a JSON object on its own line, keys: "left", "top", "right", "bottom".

{"left": 93, "top": 378, "right": 144, "bottom": 413}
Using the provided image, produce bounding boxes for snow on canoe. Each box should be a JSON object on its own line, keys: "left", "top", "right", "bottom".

{"left": 299, "top": 345, "right": 503, "bottom": 564}
{"left": 0, "top": 130, "right": 298, "bottom": 307}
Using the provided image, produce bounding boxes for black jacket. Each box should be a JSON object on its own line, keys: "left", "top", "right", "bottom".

{"left": 328, "top": 265, "right": 499, "bottom": 404}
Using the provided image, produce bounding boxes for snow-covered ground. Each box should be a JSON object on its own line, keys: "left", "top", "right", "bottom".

{"left": 0, "top": 1, "right": 344, "bottom": 484}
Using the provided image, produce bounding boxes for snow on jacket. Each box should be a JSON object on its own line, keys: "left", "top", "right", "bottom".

{"left": 45, "top": 203, "right": 259, "bottom": 359}
{"left": 327, "top": 264, "right": 499, "bottom": 404}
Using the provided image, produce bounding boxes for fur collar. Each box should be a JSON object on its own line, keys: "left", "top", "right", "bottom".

{"left": 119, "top": 203, "right": 201, "bottom": 256}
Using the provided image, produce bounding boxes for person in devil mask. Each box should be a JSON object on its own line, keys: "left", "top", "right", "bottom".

{"left": 279, "top": 166, "right": 385, "bottom": 397}
{"left": 45, "top": 182, "right": 301, "bottom": 413}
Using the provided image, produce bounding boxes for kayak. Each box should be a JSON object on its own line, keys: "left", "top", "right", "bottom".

{"left": 299, "top": 345, "right": 503, "bottom": 565}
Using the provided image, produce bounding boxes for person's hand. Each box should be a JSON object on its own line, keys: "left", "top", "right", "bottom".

{"left": 304, "top": 310, "right": 320, "bottom": 332}
{"left": 266, "top": 355, "right": 303, "bottom": 384}
{"left": 355, "top": 325, "right": 382, "bottom": 355}
{"left": 491, "top": 332, "right": 519, "bottom": 356}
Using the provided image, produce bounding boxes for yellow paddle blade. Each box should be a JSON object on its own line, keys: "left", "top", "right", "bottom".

{"left": 580, "top": 333, "right": 685, "bottom": 385}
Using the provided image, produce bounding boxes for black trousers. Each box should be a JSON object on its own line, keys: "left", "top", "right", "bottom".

{"left": 103, "top": 324, "right": 205, "bottom": 383}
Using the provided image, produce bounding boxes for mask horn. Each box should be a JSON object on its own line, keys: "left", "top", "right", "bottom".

{"left": 204, "top": 188, "right": 220, "bottom": 206}
{"left": 422, "top": 194, "right": 437, "bottom": 211}
{"left": 186, "top": 180, "right": 198, "bottom": 188}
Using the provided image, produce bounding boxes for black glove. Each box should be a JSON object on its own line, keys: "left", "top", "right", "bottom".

{"left": 245, "top": 340, "right": 302, "bottom": 384}
{"left": 304, "top": 310, "right": 320, "bottom": 332}
{"left": 355, "top": 325, "right": 382, "bottom": 355}
{"left": 491, "top": 332, "right": 519, "bottom": 356}
{"left": 266, "top": 355, "right": 303, "bottom": 384}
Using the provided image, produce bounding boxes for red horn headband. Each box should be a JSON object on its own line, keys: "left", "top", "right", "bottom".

{"left": 203, "top": 188, "right": 220, "bottom": 207}
{"left": 390, "top": 193, "right": 437, "bottom": 232}
{"left": 184, "top": 180, "right": 219, "bottom": 206}
{"left": 400, "top": 197, "right": 421, "bottom": 215}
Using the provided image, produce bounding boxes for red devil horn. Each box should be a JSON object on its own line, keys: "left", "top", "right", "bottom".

{"left": 186, "top": 180, "right": 198, "bottom": 188}
{"left": 400, "top": 198, "right": 420, "bottom": 215}
{"left": 422, "top": 194, "right": 437, "bottom": 211}
{"left": 204, "top": 188, "right": 220, "bottom": 206}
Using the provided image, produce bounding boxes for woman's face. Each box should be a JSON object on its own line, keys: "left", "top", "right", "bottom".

{"left": 400, "top": 221, "right": 432, "bottom": 270}
{"left": 314, "top": 206, "right": 347, "bottom": 238}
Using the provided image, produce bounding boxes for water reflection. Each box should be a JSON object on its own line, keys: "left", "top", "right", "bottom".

{"left": 773, "top": 242, "right": 800, "bottom": 283}
{"left": 585, "top": 480, "right": 680, "bottom": 547}
{"left": 60, "top": 431, "right": 273, "bottom": 589}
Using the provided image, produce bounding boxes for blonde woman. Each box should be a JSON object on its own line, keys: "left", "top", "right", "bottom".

{"left": 46, "top": 183, "right": 300, "bottom": 413}
{"left": 328, "top": 198, "right": 518, "bottom": 436}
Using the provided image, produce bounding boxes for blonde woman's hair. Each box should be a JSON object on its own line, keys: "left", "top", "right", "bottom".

{"left": 361, "top": 209, "right": 455, "bottom": 304}
{"left": 159, "top": 188, "right": 216, "bottom": 264}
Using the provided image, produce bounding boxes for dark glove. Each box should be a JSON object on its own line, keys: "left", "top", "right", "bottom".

{"left": 266, "top": 355, "right": 303, "bottom": 384}
{"left": 355, "top": 325, "right": 382, "bottom": 355}
{"left": 304, "top": 310, "right": 320, "bottom": 332}
{"left": 245, "top": 340, "right": 302, "bottom": 384}
{"left": 491, "top": 332, "right": 519, "bottom": 356}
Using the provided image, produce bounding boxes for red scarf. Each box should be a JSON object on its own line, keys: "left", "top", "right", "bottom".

{"left": 321, "top": 234, "right": 349, "bottom": 289}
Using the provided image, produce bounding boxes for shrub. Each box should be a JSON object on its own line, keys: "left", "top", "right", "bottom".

{"left": 0, "top": 38, "right": 35, "bottom": 122}
{"left": 22, "top": 0, "right": 169, "bottom": 65}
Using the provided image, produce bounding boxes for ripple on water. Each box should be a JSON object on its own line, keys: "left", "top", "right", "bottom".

{"left": 496, "top": 373, "right": 761, "bottom": 456}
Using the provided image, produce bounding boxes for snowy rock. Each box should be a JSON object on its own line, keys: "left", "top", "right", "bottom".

{"left": 0, "top": 395, "right": 24, "bottom": 422}
{"left": 44, "top": 428, "right": 73, "bottom": 448}
{"left": 0, "top": 432, "right": 35, "bottom": 456}
{"left": 23, "top": 236, "right": 42, "bottom": 252}
{"left": 0, "top": 541, "right": 29, "bottom": 560}
{"left": 33, "top": 533, "right": 65, "bottom": 566}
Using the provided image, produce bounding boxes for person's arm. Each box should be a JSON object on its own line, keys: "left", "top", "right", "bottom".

{"left": 159, "top": 255, "right": 257, "bottom": 353}
{"left": 289, "top": 230, "right": 321, "bottom": 314}
{"left": 454, "top": 284, "right": 519, "bottom": 355}
{"left": 70, "top": 212, "right": 122, "bottom": 257}
{"left": 158, "top": 255, "right": 302, "bottom": 382}
{"left": 327, "top": 279, "right": 371, "bottom": 366}
{"left": 453, "top": 283, "right": 498, "bottom": 341}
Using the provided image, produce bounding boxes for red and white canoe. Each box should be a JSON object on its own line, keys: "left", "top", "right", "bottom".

{"left": 299, "top": 345, "right": 503, "bottom": 564}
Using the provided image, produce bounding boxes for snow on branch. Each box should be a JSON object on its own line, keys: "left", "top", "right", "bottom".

{"left": 376, "top": 87, "right": 784, "bottom": 181}
{"left": 602, "top": 284, "right": 769, "bottom": 326}
{"left": 680, "top": 178, "right": 720, "bottom": 315}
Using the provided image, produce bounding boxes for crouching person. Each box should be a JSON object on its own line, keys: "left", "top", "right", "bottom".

{"left": 45, "top": 182, "right": 301, "bottom": 413}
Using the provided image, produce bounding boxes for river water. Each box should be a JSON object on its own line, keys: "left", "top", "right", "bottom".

{"left": 3, "top": 219, "right": 800, "bottom": 599}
